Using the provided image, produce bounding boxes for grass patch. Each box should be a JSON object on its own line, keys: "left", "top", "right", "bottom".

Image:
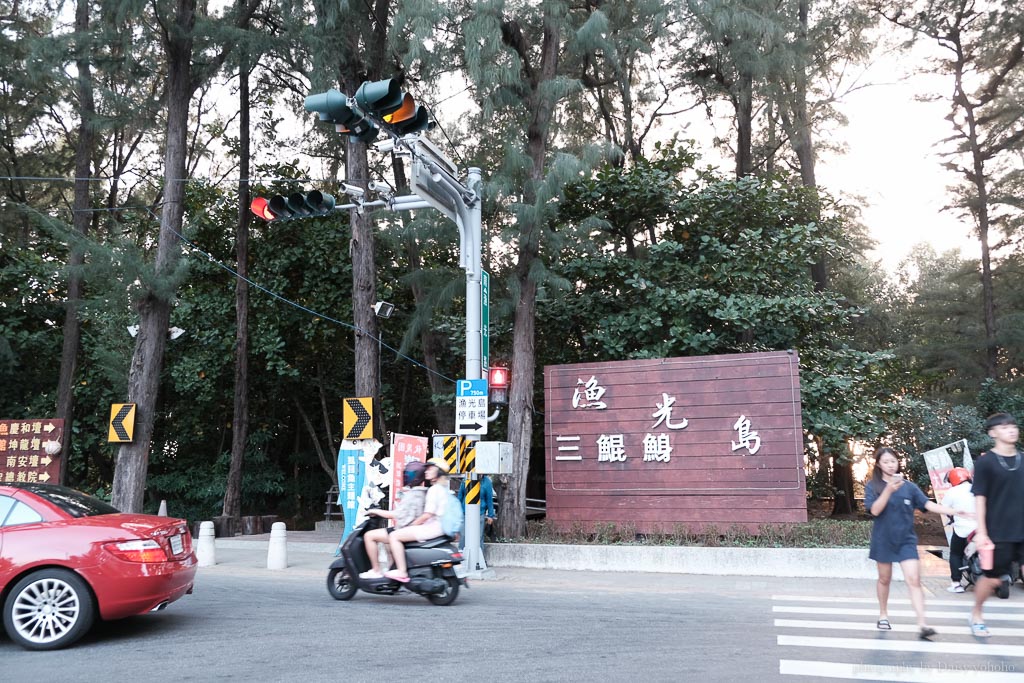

{"left": 506, "top": 518, "right": 871, "bottom": 548}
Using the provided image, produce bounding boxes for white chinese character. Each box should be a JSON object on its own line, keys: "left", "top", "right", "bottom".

{"left": 731, "top": 415, "right": 761, "bottom": 455}
{"left": 572, "top": 376, "right": 608, "bottom": 409}
{"left": 651, "top": 393, "right": 688, "bottom": 430}
{"left": 642, "top": 433, "right": 672, "bottom": 462}
{"left": 596, "top": 434, "right": 627, "bottom": 462}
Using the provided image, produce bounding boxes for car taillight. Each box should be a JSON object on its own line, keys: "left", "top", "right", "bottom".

{"left": 104, "top": 539, "right": 168, "bottom": 563}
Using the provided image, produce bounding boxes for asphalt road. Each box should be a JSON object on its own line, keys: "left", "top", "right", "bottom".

{"left": 2, "top": 556, "right": 1020, "bottom": 682}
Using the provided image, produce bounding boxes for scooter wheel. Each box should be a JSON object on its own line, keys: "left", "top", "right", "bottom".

{"left": 998, "top": 577, "right": 1011, "bottom": 600}
{"left": 327, "top": 568, "right": 358, "bottom": 601}
{"left": 427, "top": 576, "right": 460, "bottom": 606}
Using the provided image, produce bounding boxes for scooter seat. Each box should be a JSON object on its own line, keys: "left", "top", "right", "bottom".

{"left": 405, "top": 535, "right": 455, "bottom": 549}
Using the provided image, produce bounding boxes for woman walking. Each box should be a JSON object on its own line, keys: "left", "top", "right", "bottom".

{"left": 865, "top": 447, "right": 969, "bottom": 640}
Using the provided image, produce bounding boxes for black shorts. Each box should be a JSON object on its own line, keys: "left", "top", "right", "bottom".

{"left": 983, "top": 541, "right": 1024, "bottom": 579}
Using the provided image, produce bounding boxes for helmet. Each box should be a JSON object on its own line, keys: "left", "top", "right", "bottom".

{"left": 947, "top": 467, "right": 972, "bottom": 487}
{"left": 425, "top": 457, "right": 450, "bottom": 475}
{"left": 403, "top": 460, "right": 427, "bottom": 488}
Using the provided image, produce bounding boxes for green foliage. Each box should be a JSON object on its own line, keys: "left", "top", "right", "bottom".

{"left": 519, "top": 518, "right": 871, "bottom": 548}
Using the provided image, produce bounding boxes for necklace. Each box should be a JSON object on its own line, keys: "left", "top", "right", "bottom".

{"left": 994, "top": 450, "right": 1022, "bottom": 472}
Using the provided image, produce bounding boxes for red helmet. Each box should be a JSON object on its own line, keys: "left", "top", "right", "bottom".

{"left": 947, "top": 467, "right": 972, "bottom": 487}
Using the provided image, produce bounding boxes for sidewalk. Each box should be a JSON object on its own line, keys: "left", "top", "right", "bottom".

{"left": 201, "top": 529, "right": 953, "bottom": 591}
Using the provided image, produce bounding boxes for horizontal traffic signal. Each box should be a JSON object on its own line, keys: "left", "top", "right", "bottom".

{"left": 304, "top": 88, "right": 378, "bottom": 143}
{"left": 307, "top": 80, "right": 431, "bottom": 141}
{"left": 250, "top": 190, "right": 336, "bottom": 222}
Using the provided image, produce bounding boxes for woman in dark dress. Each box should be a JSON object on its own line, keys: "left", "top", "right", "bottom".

{"left": 865, "top": 447, "right": 968, "bottom": 640}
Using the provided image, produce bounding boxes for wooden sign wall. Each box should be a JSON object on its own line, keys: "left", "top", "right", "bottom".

{"left": 543, "top": 351, "right": 806, "bottom": 533}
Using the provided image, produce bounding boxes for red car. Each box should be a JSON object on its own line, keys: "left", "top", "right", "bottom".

{"left": 0, "top": 483, "right": 196, "bottom": 650}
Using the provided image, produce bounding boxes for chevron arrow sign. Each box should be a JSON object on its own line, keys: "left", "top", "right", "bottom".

{"left": 342, "top": 397, "right": 373, "bottom": 440}
{"left": 108, "top": 403, "right": 136, "bottom": 443}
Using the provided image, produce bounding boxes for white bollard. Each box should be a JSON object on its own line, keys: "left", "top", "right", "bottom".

{"left": 157, "top": 499, "right": 168, "bottom": 516}
{"left": 267, "top": 522, "right": 288, "bottom": 570}
{"left": 196, "top": 521, "right": 216, "bottom": 567}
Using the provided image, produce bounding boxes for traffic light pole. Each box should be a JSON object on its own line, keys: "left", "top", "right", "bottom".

{"left": 461, "top": 167, "right": 487, "bottom": 577}
{"left": 369, "top": 139, "right": 487, "bottom": 576}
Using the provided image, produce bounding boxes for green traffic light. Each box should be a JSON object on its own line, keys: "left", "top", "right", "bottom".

{"left": 355, "top": 79, "right": 404, "bottom": 116}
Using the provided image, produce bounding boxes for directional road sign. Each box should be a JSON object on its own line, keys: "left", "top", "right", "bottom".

{"left": 108, "top": 403, "right": 136, "bottom": 443}
{"left": 0, "top": 418, "right": 63, "bottom": 483}
{"left": 343, "top": 397, "right": 373, "bottom": 440}
{"left": 455, "top": 379, "right": 488, "bottom": 435}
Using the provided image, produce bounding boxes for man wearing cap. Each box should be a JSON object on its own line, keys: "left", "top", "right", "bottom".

{"left": 384, "top": 457, "right": 451, "bottom": 582}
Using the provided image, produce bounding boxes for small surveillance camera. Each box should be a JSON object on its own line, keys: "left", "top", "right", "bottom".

{"left": 342, "top": 183, "right": 365, "bottom": 198}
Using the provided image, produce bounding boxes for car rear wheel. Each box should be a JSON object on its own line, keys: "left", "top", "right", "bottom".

{"left": 3, "top": 568, "right": 95, "bottom": 650}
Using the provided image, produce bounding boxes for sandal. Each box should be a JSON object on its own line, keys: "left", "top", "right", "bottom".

{"left": 383, "top": 570, "right": 410, "bottom": 583}
{"left": 876, "top": 619, "right": 892, "bottom": 630}
{"left": 968, "top": 618, "right": 990, "bottom": 638}
{"left": 919, "top": 626, "right": 936, "bottom": 641}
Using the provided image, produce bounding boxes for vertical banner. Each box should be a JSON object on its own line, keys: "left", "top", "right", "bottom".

{"left": 337, "top": 446, "right": 365, "bottom": 544}
{"left": 922, "top": 439, "right": 972, "bottom": 544}
{"left": 389, "top": 434, "right": 428, "bottom": 511}
{"left": 336, "top": 438, "right": 384, "bottom": 544}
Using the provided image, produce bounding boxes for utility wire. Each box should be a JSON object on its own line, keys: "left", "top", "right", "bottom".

{"left": 16, "top": 201, "right": 458, "bottom": 386}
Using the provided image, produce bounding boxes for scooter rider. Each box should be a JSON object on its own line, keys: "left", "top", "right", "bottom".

{"left": 942, "top": 467, "right": 977, "bottom": 593}
{"left": 359, "top": 460, "right": 428, "bottom": 579}
{"left": 384, "top": 457, "right": 450, "bottom": 583}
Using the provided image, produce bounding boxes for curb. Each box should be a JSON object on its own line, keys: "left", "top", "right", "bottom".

{"left": 211, "top": 537, "right": 947, "bottom": 582}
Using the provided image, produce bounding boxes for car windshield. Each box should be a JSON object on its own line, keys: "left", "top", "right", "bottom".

{"left": 14, "top": 483, "right": 120, "bottom": 518}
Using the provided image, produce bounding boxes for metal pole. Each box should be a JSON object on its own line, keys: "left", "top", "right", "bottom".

{"left": 462, "top": 167, "right": 487, "bottom": 575}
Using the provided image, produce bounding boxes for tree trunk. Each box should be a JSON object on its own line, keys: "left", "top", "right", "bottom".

{"left": 56, "top": 0, "right": 96, "bottom": 486}
{"left": 345, "top": 142, "right": 383, "bottom": 440}
{"left": 496, "top": 10, "right": 561, "bottom": 539}
{"left": 392, "top": 155, "right": 451, "bottom": 431}
{"left": 830, "top": 457, "right": 855, "bottom": 516}
{"left": 223, "top": 32, "right": 251, "bottom": 519}
{"left": 111, "top": 0, "right": 195, "bottom": 513}
{"left": 735, "top": 73, "right": 753, "bottom": 178}
{"left": 953, "top": 44, "right": 998, "bottom": 377}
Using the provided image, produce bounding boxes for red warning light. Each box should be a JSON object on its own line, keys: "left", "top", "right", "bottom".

{"left": 488, "top": 366, "right": 509, "bottom": 389}
{"left": 250, "top": 197, "right": 275, "bottom": 221}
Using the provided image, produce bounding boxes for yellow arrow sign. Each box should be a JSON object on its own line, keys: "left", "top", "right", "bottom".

{"left": 108, "top": 403, "right": 136, "bottom": 443}
{"left": 342, "top": 397, "right": 373, "bottom": 440}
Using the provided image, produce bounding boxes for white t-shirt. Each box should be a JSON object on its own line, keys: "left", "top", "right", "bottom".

{"left": 424, "top": 482, "right": 448, "bottom": 519}
{"left": 942, "top": 481, "right": 977, "bottom": 538}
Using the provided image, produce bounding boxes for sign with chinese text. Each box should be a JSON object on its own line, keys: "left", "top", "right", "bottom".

{"left": 455, "top": 379, "right": 488, "bottom": 435}
{"left": 0, "top": 418, "right": 63, "bottom": 485}
{"left": 544, "top": 351, "right": 806, "bottom": 533}
{"left": 389, "top": 433, "right": 428, "bottom": 511}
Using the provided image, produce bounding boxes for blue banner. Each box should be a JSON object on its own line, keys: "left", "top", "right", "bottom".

{"left": 337, "top": 446, "right": 366, "bottom": 543}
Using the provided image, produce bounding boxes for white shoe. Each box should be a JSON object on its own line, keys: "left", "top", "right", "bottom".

{"left": 359, "top": 569, "right": 383, "bottom": 579}
{"left": 947, "top": 583, "right": 965, "bottom": 593}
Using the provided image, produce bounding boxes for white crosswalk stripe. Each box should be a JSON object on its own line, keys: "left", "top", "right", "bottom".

{"left": 773, "top": 593, "right": 1024, "bottom": 680}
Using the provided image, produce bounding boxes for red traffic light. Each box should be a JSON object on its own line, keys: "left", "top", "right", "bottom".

{"left": 488, "top": 366, "right": 509, "bottom": 389}
{"left": 250, "top": 197, "right": 275, "bottom": 221}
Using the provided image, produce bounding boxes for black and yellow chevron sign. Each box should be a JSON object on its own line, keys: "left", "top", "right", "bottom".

{"left": 108, "top": 403, "right": 136, "bottom": 443}
{"left": 441, "top": 435, "right": 459, "bottom": 473}
{"left": 342, "top": 397, "right": 373, "bottom": 440}
{"left": 465, "top": 476, "right": 480, "bottom": 505}
{"left": 460, "top": 437, "right": 476, "bottom": 475}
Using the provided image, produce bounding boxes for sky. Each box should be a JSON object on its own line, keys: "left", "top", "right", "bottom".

{"left": 816, "top": 45, "right": 978, "bottom": 272}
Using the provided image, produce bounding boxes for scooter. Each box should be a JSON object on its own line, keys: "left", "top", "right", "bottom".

{"left": 960, "top": 530, "right": 1014, "bottom": 599}
{"left": 327, "top": 515, "right": 466, "bottom": 606}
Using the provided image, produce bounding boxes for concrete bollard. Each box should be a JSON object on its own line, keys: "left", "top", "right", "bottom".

{"left": 157, "top": 499, "right": 168, "bottom": 516}
{"left": 267, "top": 522, "right": 288, "bottom": 570}
{"left": 196, "top": 521, "right": 216, "bottom": 567}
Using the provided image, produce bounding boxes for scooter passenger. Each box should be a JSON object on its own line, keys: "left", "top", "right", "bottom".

{"left": 359, "top": 461, "right": 428, "bottom": 579}
{"left": 384, "top": 457, "right": 450, "bottom": 583}
{"left": 942, "top": 467, "right": 977, "bottom": 593}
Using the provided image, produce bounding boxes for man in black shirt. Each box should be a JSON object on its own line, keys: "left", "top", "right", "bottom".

{"left": 970, "top": 412, "right": 1024, "bottom": 638}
